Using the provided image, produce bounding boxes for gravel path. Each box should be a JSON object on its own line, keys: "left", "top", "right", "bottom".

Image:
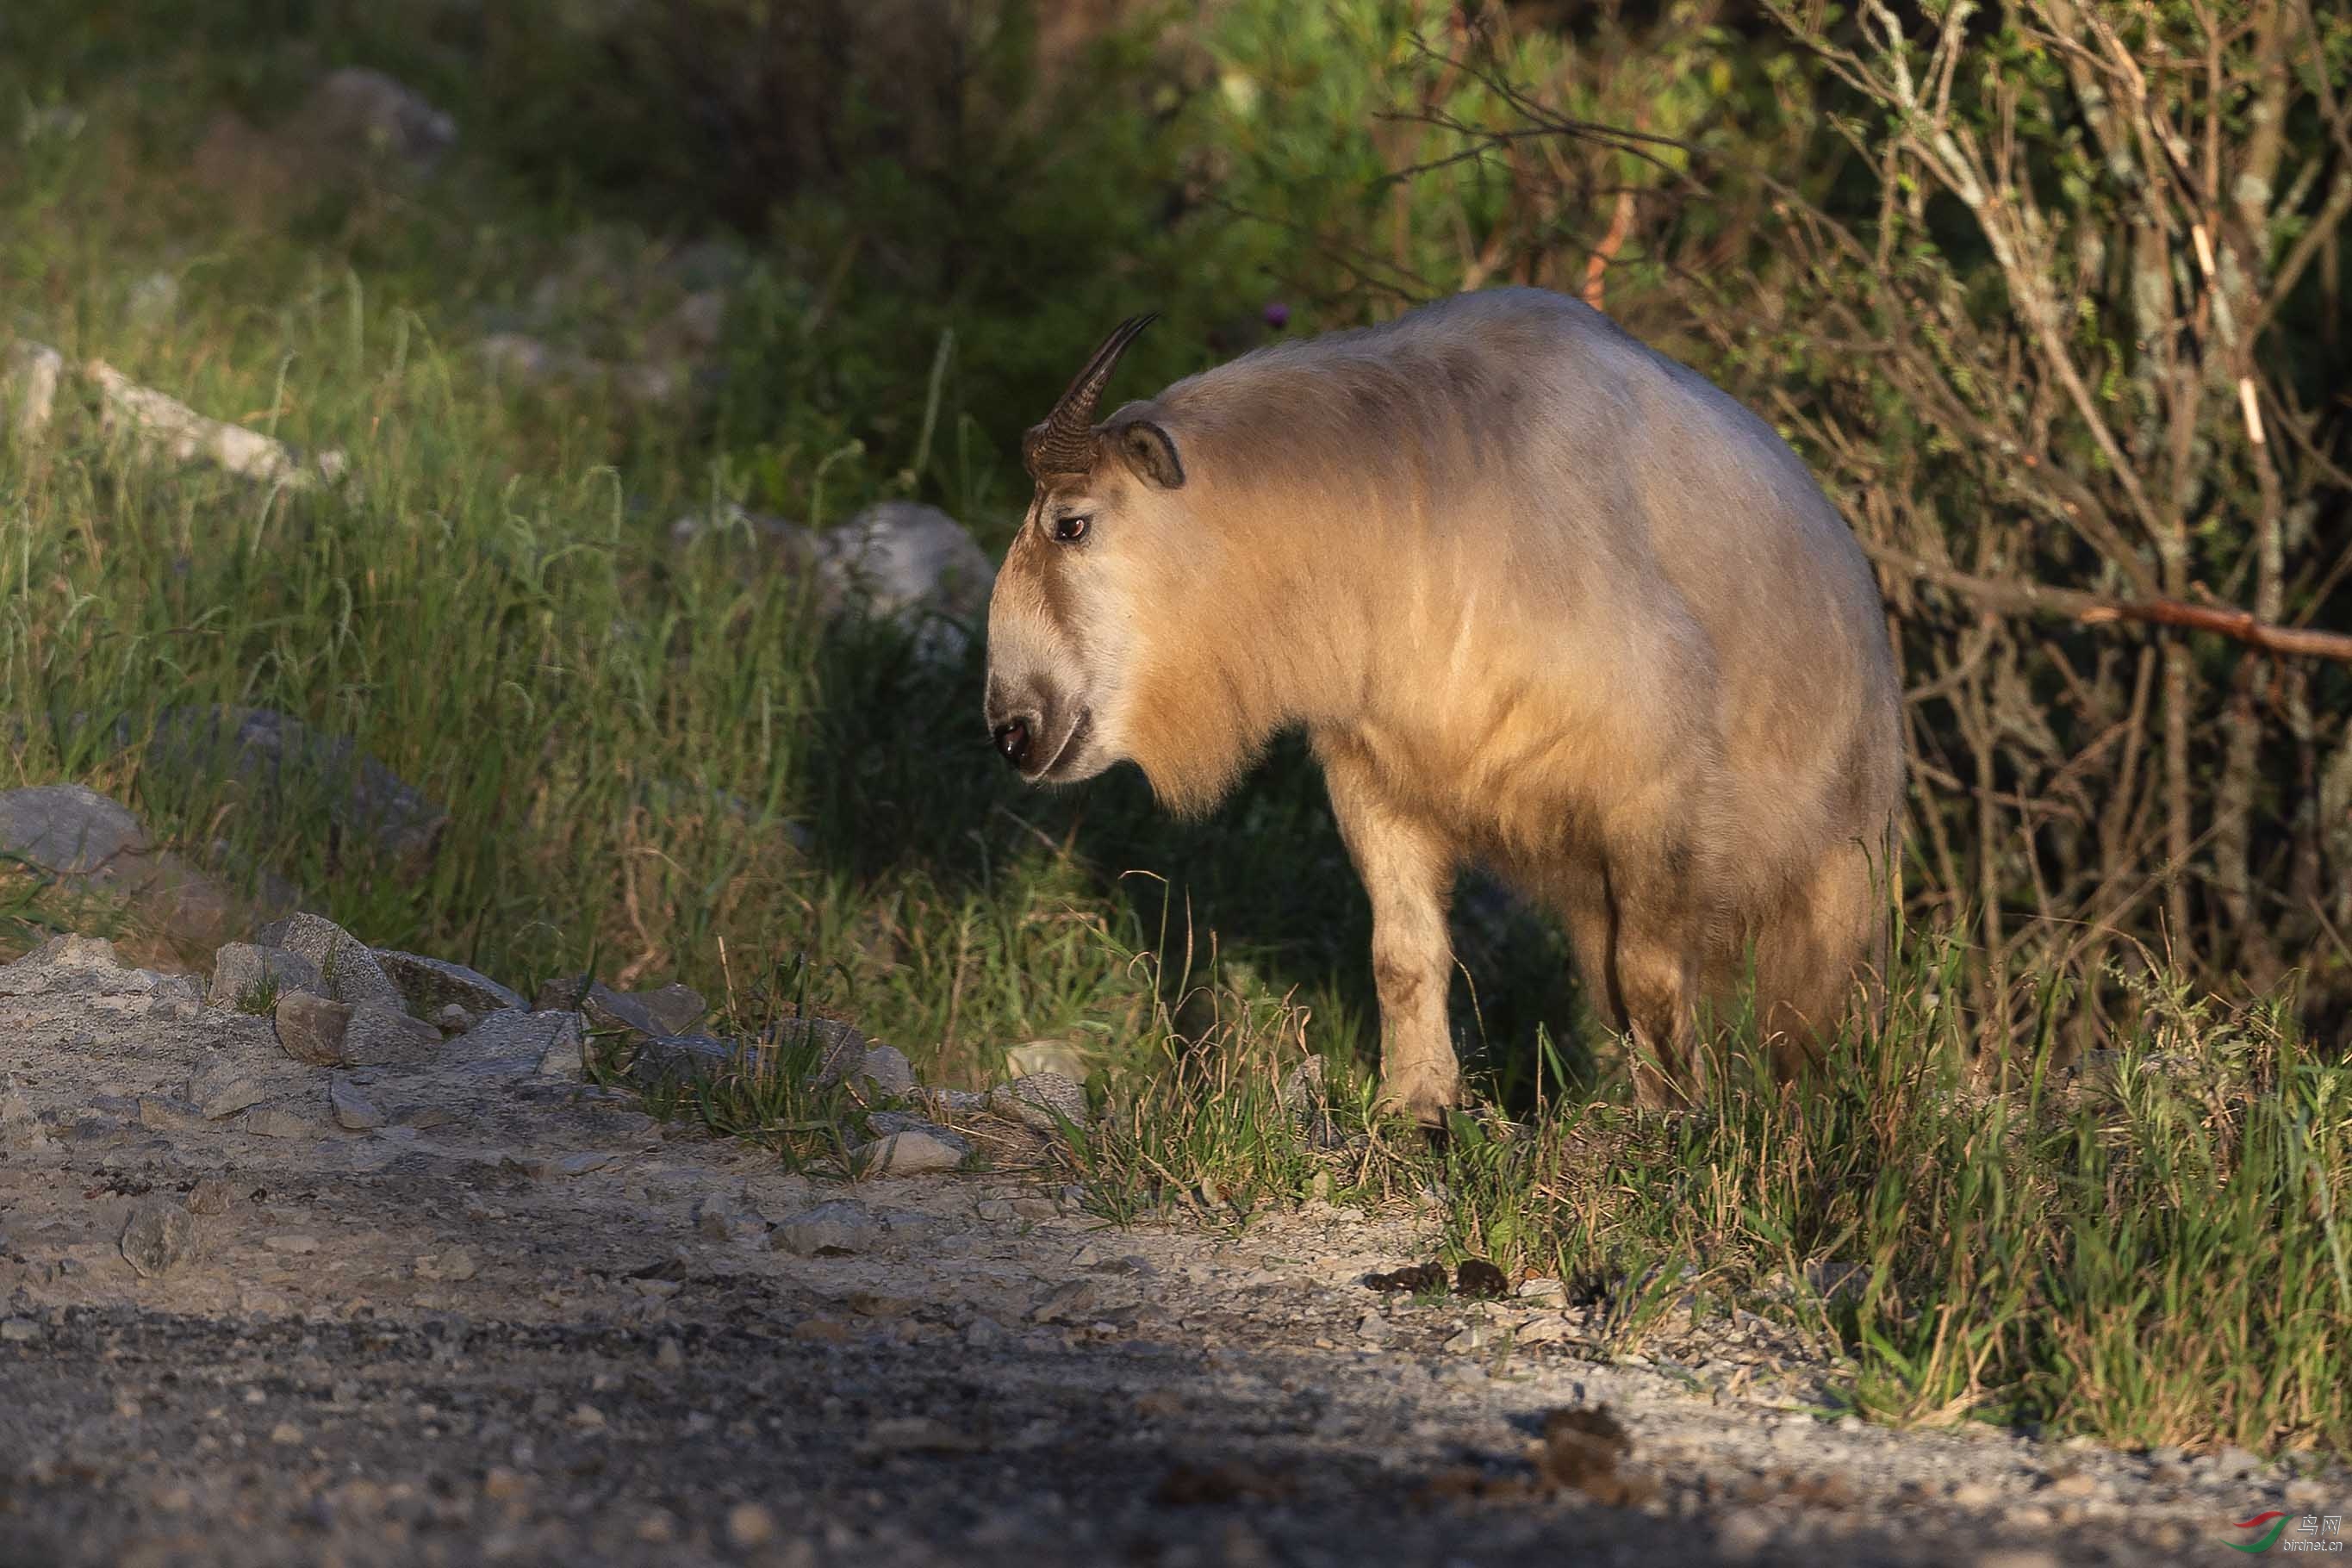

{"left": 1, "top": 939, "right": 2338, "bottom": 1566}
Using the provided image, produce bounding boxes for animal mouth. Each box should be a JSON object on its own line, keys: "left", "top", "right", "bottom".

{"left": 1031, "top": 706, "right": 1093, "bottom": 781}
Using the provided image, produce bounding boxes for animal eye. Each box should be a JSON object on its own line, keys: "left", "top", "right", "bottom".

{"left": 1053, "top": 514, "right": 1090, "bottom": 543}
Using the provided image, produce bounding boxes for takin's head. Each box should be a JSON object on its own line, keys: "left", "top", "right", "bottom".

{"left": 983, "top": 313, "right": 1216, "bottom": 804}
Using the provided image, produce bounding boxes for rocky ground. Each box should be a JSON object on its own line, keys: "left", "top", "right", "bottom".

{"left": 0, "top": 930, "right": 2341, "bottom": 1568}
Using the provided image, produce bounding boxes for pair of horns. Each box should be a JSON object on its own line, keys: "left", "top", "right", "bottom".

{"left": 1023, "top": 312, "right": 1158, "bottom": 480}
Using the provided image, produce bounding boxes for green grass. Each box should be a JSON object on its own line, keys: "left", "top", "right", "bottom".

{"left": 2, "top": 51, "right": 2347, "bottom": 1467}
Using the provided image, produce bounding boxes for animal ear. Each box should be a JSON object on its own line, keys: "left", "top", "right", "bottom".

{"left": 1113, "top": 419, "right": 1185, "bottom": 489}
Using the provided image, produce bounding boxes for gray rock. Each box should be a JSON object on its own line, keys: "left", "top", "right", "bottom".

{"left": 0, "top": 783, "right": 140, "bottom": 874}
{"left": 534, "top": 975, "right": 660, "bottom": 1036}
{"left": 3, "top": 339, "right": 63, "bottom": 439}
{"left": 813, "top": 501, "right": 994, "bottom": 660}
{"left": 433, "top": 1003, "right": 476, "bottom": 1033}
{"left": 328, "top": 1075, "right": 383, "bottom": 1129}
{"left": 120, "top": 1199, "right": 198, "bottom": 1278}
{"left": 273, "top": 991, "right": 352, "bottom": 1066}
{"left": 635, "top": 983, "right": 706, "bottom": 1036}
{"left": 772, "top": 1199, "right": 887, "bottom": 1257}
{"left": 856, "top": 1129, "right": 967, "bottom": 1176}
{"left": 274, "top": 913, "right": 406, "bottom": 1012}
{"left": 2206, "top": 1444, "right": 2264, "bottom": 1479}
{"left": 1005, "top": 1040, "right": 1088, "bottom": 1082}
{"left": 238, "top": 1108, "right": 316, "bottom": 1139}
{"left": 373, "top": 950, "right": 524, "bottom": 1017}
{"left": 207, "top": 949, "right": 324, "bottom": 1011}
{"left": 857, "top": 1045, "right": 916, "bottom": 1097}
{"left": 140, "top": 706, "right": 445, "bottom": 869}
{"left": 187, "top": 1178, "right": 239, "bottom": 1216}
{"left": 342, "top": 1002, "right": 443, "bottom": 1067}
{"left": 136, "top": 1096, "right": 205, "bottom": 1132}
{"left": 442, "top": 1008, "right": 584, "bottom": 1079}
{"left": 0, "top": 934, "right": 134, "bottom": 999}
{"left": 625, "top": 1031, "right": 733, "bottom": 1087}
{"left": 789, "top": 1017, "right": 873, "bottom": 1085}
{"left": 988, "top": 1073, "right": 1087, "bottom": 1133}
{"left": 0, "top": 788, "right": 248, "bottom": 949}
{"left": 294, "top": 68, "right": 456, "bottom": 174}
{"left": 0, "top": 1318, "right": 39, "bottom": 1343}
{"left": 1357, "top": 1311, "right": 1394, "bottom": 1344}
{"left": 188, "top": 1057, "right": 265, "bottom": 1120}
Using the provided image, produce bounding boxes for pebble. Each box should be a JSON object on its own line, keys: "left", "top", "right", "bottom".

{"left": 1357, "top": 1311, "right": 1393, "bottom": 1344}
{"left": 270, "top": 1421, "right": 302, "bottom": 1445}
{"left": 727, "top": 1503, "right": 777, "bottom": 1548}
{"left": 1713, "top": 1508, "right": 1777, "bottom": 1559}
{"left": 1, "top": 1317, "right": 40, "bottom": 1342}
{"left": 772, "top": 1200, "right": 885, "bottom": 1257}
{"left": 273, "top": 992, "right": 352, "bottom": 1067}
{"left": 989, "top": 1073, "right": 1087, "bottom": 1133}
{"left": 857, "top": 1129, "right": 967, "bottom": 1175}
{"left": 120, "top": 1199, "right": 199, "bottom": 1278}
{"left": 329, "top": 1076, "right": 383, "bottom": 1130}
{"left": 264, "top": 1234, "right": 321, "bottom": 1254}
{"left": 188, "top": 1178, "right": 239, "bottom": 1216}
{"left": 188, "top": 1058, "right": 265, "bottom": 1120}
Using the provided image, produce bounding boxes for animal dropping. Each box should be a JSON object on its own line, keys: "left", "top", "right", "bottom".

{"left": 984, "top": 289, "right": 1901, "bottom": 1122}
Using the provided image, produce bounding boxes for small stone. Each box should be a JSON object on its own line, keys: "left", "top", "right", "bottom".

{"left": 1, "top": 1317, "right": 40, "bottom": 1343}
{"left": 208, "top": 943, "right": 324, "bottom": 1012}
{"left": 1515, "top": 1278, "right": 1565, "bottom": 1301}
{"left": 857, "top": 1045, "right": 916, "bottom": 1097}
{"left": 988, "top": 1073, "right": 1087, "bottom": 1133}
{"left": 269, "top": 1421, "right": 302, "bottom": 1445}
{"left": 654, "top": 1338, "right": 683, "bottom": 1372}
{"left": 964, "top": 1316, "right": 1007, "bottom": 1348}
{"left": 274, "top": 991, "right": 352, "bottom": 1066}
{"left": 1713, "top": 1508, "right": 1777, "bottom": 1559}
{"left": 635, "top": 983, "right": 706, "bottom": 1036}
{"left": 569, "top": 1402, "right": 607, "bottom": 1430}
{"left": 2205, "top": 1444, "right": 2263, "bottom": 1479}
{"left": 431, "top": 1247, "right": 476, "bottom": 1281}
{"left": 1515, "top": 1314, "right": 1574, "bottom": 1345}
{"left": 1029, "top": 1279, "right": 1100, "bottom": 1322}
{"left": 974, "top": 1198, "right": 1016, "bottom": 1222}
{"left": 343, "top": 1002, "right": 443, "bottom": 1067}
{"left": 503, "top": 1150, "right": 614, "bottom": 1180}
{"left": 483, "top": 1466, "right": 527, "bottom": 1501}
{"left": 726, "top": 1503, "right": 776, "bottom": 1549}
{"left": 121, "top": 1199, "right": 199, "bottom": 1278}
{"left": 856, "top": 1129, "right": 967, "bottom": 1175}
{"left": 1948, "top": 1481, "right": 1999, "bottom": 1508}
{"left": 275, "top": 912, "right": 407, "bottom": 1013}
{"left": 188, "top": 1058, "right": 265, "bottom": 1120}
{"left": 1357, "top": 1311, "right": 1393, "bottom": 1344}
{"left": 136, "top": 1096, "right": 206, "bottom": 1132}
{"left": 187, "top": 1178, "right": 239, "bottom": 1216}
{"left": 239, "top": 1109, "right": 315, "bottom": 1139}
{"left": 3, "top": 339, "right": 63, "bottom": 439}
{"left": 2043, "top": 1472, "right": 2098, "bottom": 1498}
{"left": 372, "top": 949, "right": 525, "bottom": 1017}
{"left": 772, "top": 1200, "right": 884, "bottom": 1257}
{"left": 435, "top": 1003, "right": 476, "bottom": 1033}
{"left": 328, "top": 1076, "right": 383, "bottom": 1129}
{"left": 1005, "top": 1040, "right": 1088, "bottom": 1082}
{"left": 1443, "top": 1322, "right": 1493, "bottom": 1353}
{"left": 264, "top": 1233, "right": 320, "bottom": 1254}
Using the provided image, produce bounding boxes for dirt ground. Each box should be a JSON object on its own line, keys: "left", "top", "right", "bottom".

{"left": 0, "top": 936, "right": 2338, "bottom": 1567}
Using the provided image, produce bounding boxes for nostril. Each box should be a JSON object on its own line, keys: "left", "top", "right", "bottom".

{"left": 993, "top": 719, "right": 1032, "bottom": 768}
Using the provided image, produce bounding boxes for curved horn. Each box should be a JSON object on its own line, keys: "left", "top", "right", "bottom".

{"left": 1024, "top": 312, "right": 1159, "bottom": 479}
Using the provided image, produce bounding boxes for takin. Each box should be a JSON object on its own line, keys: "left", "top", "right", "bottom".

{"left": 982, "top": 288, "right": 1902, "bottom": 1123}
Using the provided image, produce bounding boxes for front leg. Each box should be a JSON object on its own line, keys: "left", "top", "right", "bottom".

{"left": 1317, "top": 738, "right": 1461, "bottom": 1126}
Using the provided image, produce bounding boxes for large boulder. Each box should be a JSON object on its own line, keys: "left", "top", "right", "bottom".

{"left": 0, "top": 783, "right": 246, "bottom": 949}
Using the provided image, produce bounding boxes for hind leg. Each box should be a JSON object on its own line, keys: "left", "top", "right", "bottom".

{"left": 1616, "top": 922, "right": 1703, "bottom": 1109}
